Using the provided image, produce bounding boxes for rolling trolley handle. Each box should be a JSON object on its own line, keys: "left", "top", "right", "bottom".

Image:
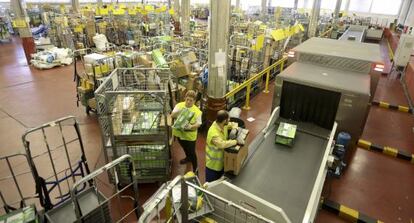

{"left": 70, "top": 155, "right": 137, "bottom": 220}
{"left": 22, "top": 116, "right": 78, "bottom": 210}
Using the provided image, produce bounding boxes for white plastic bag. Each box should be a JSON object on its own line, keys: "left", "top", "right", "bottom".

{"left": 93, "top": 33, "right": 109, "bottom": 51}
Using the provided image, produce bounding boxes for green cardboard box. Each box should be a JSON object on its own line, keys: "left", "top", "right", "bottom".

{"left": 275, "top": 122, "right": 297, "bottom": 147}
{"left": 0, "top": 205, "right": 38, "bottom": 223}
{"left": 172, "top": 108, "right": 195, "bottom": 130}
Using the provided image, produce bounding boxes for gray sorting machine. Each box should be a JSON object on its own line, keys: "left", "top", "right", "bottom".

{"left": 202, "top": 37, "right": 383, "bottom": 222}
{"left": 287, "top": 37, "right": 383, "bottom": 102}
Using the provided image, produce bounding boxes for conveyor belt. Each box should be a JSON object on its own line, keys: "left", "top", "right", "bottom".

{"left": 339, "top": 30, "right": 365, "bottom": 42}
{"left": 231, "top": 124, "right": 329, "bottom": 223}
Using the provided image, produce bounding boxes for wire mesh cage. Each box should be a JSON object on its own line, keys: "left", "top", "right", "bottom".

{"left": 0, "top": 153, "right": 38, "bottom": 218}
{"left": 95, "top": 68, "right": 174, "bottom": 183}
{"left": 44, "top": 155, "right": 140, "bottom": 223}
{"left": 21, "top": 116, "right": 92, "bottom": 211}
{"left": 139, "top": 175, "right": 276, "bottom": 223}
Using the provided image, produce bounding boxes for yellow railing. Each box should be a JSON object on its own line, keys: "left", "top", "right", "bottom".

{"left": 224, "top": 56, "right": 288, "bottom": 110}
{"left": 319, "top": 27, "right": 333, "bottom": 38}
{"left": 386, "top": 39, "right": 394, "bottom": 61}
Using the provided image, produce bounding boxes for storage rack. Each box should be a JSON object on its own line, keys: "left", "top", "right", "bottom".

{"left": 95, "top": 68, "right": 174, "bottom": 184}
{"left": 74, "top": 50, "right": 116, "bottom": 114}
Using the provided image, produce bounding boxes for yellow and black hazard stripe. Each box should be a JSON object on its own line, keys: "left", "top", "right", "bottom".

{"left": 358, "top": 139, "right": 414, "bottom": 164}
{"left": 371, "top": 101, "right": 413, "bottom": 114}
{"left": 322, "top": 199, "right": 384, "bottom": 223}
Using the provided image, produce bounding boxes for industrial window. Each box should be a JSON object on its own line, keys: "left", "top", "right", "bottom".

{"left": 298, "top": 0, "right": 313, "bottom": 9}
{"left": 370, "top": 0, "right": 402, "bottom": 15}
{"left": 298, "top": 0, "right": 347, "bottom": 10}
{"left": 240, "top": 0, "right": 261, "bottom": 11}
{"left": 348, "top": 0, "right": 371, "bottom": 12}
{"left": 320, "top": 0, "right": 336, "bottom": 10}
{"left": 25, "top": 0, "right": 70, "bottom": 3}
{"left": 79, "top": 0, "right": 96, "bottom": 3}
{"left": 271, "top": 0, "right": 295, "bottom": 8}
{"left": 348, "top": 0, "right": 402, "bottom": 15}
{"left": 192, "top": 0, "right": 209, "bottom": 4}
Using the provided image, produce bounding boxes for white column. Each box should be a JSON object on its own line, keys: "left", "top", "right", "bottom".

{"left": 10, "top": 0, "right": 31, "bottom": 37}
{"left": 398, "top": 0, "right": 413, "bottom": 25}
{"left": 261, "top": 0, "right": 267, "bottom": 18}
{"left": 308, "top": 0, "right": 321, "bottom": 37}
{"left": 174, "top": 0, "right": 180, "bottom": 19}
{"left": 72, "top": 0, "right": 80, "bottom": 13}
{"left": 207, "top": 0, "right": 231, "bottom": 98}
{"left": 333, "top": 0, "right": 342, "bottom": 22}
{"left": 344, "top": 0, "right": 350, "bottom": 13}
{"left": 181, "top": 0, "right": 190, "bottom": 35}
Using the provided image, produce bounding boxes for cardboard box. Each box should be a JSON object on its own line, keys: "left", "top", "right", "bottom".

{"left": 171, "top": 60, "right": 190, "bottom": 78}
{"left": 182, "top": 51, "right": 198, "bottom": 64}
{"left": 224, "top": 144, "right": 248, "bottom": 175}
{"left": 137, "top": 55, "right": 153, "bottom": 68}
{"left": 275, "top": 122, "right": 297, "bottom": 147}
{"left": 172, "top": 108, "right": 195, "bottom": 130}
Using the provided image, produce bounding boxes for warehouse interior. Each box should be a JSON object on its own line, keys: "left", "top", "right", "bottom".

{"left": 0, "top": 0, "right": 414, "bottom": 222}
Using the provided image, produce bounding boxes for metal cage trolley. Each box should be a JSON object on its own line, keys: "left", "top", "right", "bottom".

{"left": 73, "top": 49, "right": 116, "bottom": 114}
{"left": 139, "top": 174, "right": 276, "bottom": 223}
{"left": 0, "top": 153, "right": 39, "bottom": 222}
{"left": 44, "top": 154, "right": 140, "bottom": 223}
{"left": 22, "top": 116, "right": 92, "bottom": 211}
{"left": 95, "top": 68, "right": 174, "bottom": 184}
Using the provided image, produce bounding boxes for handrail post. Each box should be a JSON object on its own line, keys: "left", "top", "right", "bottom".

{"left": 243, "top": 83, "right": 251, "bottom": 110}
{"left": 263, "top": 69, "right": 270, "bottom": 93}
{"left": 280, "top": 60, "right": 285, "bottom": 73}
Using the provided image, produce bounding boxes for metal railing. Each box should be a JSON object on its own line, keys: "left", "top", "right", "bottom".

{"left": 319, "top": 27, "right": 334, "bottom": 38}
{"left": 224, "top": 56, "right": 288, "bottom": 110}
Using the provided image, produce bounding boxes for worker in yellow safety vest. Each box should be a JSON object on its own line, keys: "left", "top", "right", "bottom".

{"left": 171, "top": 90, "right": 202, "bottom": 173}
{"left": 205, "top": 110, "right": 244, "bottom": 182}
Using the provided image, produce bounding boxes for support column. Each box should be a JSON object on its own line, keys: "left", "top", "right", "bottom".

{"left": 11, "top": 0, "right": 34, "bottom": 64}
{"left": 261, "top": 0, "right": 267, "bottom": 18}
{"left": 181, "top": 0, "right": 190, "bottom": 35}
{"left": 294, "top": 0, "right": 299, "bottom": 10}
{"left": 174, "top": 0, "right": 180, "bottom": 18}
{"left": 398, "top": 0, "right": 413, "bottom": 25}
{"left": 344, "top": 0, "right": 350, "bottom": 13}
{"left": 72, "top": 0, "right": 80, "bottom": 13}
{"left": 333, "top": 0, "right": 342, "bottom": 22}
{"left": 172, "top": 0, "right": 181, "bottom": 34}
{"left": 308, "top": 0, "right": 321, "bottom": 38}
{"left": 206, "top": 0, "right": 231, "bottom": 123}
{"left": 97, "top": 0, "right": 103, "bottom": 8}
{"left": 236, "top": 0, "right": 240, "bottom": 10}
{"left": 406, "top": 4, "right": 414, "bottom": 27}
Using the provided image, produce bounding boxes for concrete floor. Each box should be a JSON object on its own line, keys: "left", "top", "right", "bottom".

{"left": 0, "top": 37, "right": 413, "bottom": 222}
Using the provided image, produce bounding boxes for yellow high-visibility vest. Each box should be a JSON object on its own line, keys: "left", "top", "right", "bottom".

{"left": 205, "top": 121, "right": 228, "bottom": 171}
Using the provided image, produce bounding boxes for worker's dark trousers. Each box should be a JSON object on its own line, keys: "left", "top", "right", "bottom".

{"left": 205, "top": 167, "right": 224, "bottom": 182}
{"left": 177, "top": 138, "right": 198, "bottom": 173}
